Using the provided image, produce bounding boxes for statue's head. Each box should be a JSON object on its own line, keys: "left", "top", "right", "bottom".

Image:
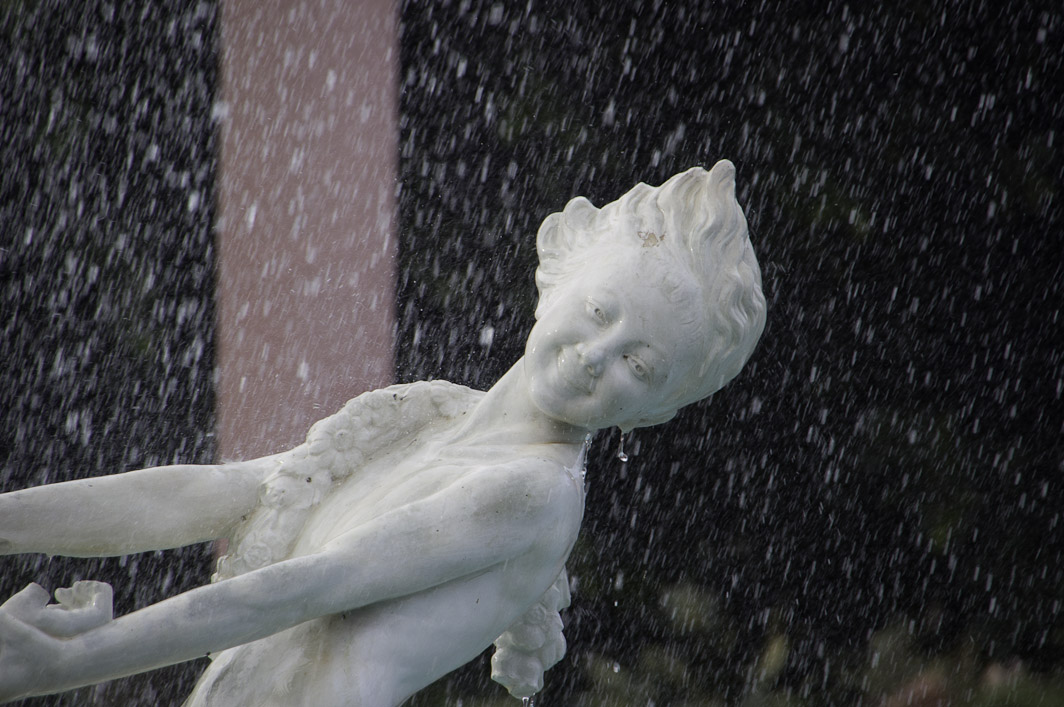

{"left": 525, "top": 160, "right": 766, "bottom": 432}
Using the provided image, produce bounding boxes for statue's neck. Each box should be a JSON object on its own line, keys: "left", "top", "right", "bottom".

{"left": 451, "top": 358, "right": 589, "bottom": 448}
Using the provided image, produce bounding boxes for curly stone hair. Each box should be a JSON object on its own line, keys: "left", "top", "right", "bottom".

{"left": 534, "top": 160, "right": 766, "bottom": 422}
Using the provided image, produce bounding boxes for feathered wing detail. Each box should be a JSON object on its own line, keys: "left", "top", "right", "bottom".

{"left": 213, "top": 380, "right": 484, "bottom": 582}
{"left": 490, "top": 569, "right": 572, "bottom": 699}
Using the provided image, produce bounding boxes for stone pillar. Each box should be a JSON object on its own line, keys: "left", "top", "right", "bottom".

{"left": 217, "top": 0, "right": 398, "bottom": 459}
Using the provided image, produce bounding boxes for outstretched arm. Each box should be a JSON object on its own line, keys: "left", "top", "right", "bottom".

{"left": 0, "top": 456, "right": 274, "bottom": 558}
{"left": 0, "top": 463, "right": 575, "bottom": 701}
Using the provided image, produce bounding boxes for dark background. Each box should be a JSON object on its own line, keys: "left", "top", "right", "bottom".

{"left": 395, "top": 1, "right": 1063, "bottom": 705}
{"left": 1, "top": 2, "right": 218, "bottom": 704}
{"left": 2, "top": 0, "right": 1062, "bottom": 705}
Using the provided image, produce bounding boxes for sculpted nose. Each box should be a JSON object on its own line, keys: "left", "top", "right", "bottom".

{"left": 575, "top": 342, "right": 605, "bottom": 377}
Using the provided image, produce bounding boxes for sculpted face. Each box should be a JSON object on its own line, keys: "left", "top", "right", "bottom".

{"left": 524, "top": 248, "right": 704, "bottom": 431}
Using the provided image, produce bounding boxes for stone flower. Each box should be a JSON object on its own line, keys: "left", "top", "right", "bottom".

{"left": 306, "top": 410, "right": 365, "bottom": 477}
{"left": 238, "top": 536, "right": 274, "bottom": 570}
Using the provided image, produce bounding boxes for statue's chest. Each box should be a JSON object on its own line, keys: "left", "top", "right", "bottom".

{"left": 293, "top": 438, "right": 511, "bottom": 552}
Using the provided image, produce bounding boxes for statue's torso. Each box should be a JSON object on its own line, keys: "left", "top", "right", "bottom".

{"left": 187, "top": 407, "right": 585, "bottom": 707}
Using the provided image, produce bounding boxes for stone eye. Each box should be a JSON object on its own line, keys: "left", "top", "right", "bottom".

{"left": 626, "top": 355, "right": 648, "bottom": 380}
{"left": 587, "top": 301, "right": 607, "bottom": 323}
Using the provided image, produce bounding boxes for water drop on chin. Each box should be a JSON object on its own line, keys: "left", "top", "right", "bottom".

{"left": 616, "top": 432, "right": 628, "bottom": 462}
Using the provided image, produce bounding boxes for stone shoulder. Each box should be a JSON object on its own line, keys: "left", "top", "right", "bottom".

{"left": 214, "top": 380, "right": 485, "bottom": 581}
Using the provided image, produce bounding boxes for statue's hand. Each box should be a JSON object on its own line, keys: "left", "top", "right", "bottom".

{"left": 33, "top": 580, "right": 114, "bottom": 638}
{"left": 0, "top": 581, "right": 113, "bottom": 701}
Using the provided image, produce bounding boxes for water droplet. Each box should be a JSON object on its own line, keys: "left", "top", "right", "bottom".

{"left": 522, "top": 697, "right": 536, "bottom": 707}
{"left": 616, "top": 432, "right": 628, "bottom": 462}
{"left": 582, "top": 433, "right": 592, "bottom": 480}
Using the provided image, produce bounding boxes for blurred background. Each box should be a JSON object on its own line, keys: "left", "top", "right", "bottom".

{"left": 1, "top": 0, "right": 1061, "bottom": 705}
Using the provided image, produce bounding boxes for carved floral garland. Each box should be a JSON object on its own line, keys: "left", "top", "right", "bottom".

{"left": 213, "top": 380, "right": 482, "bottom": 581}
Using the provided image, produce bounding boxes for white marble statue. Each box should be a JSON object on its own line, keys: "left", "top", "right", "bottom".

{"left": 0, "top": 160, "right": 766, "bottom": 706}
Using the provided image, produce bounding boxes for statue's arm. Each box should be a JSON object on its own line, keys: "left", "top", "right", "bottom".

{"left": 0, "top": 463, "right": 571, "bottom": 700}
{"left": 0, "top": 458, "right": 271, "bottom": 557}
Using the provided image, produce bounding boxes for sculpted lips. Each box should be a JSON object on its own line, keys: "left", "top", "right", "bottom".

{"left": 556, "top": 349, "right": 592, "bottom": 394}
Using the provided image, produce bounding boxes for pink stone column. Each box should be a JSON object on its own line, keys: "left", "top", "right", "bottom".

{"left": 217, "top": 0, "right": 398, "bottom": 460}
